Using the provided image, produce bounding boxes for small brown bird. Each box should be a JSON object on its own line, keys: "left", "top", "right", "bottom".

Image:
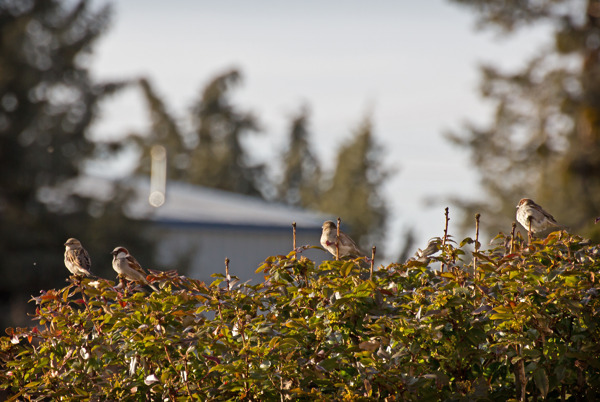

{"left": 64, "top": 238, "right": 94, "bottom": 278}
{"left": 412, "top": 238, "right": 442, "bottom": 264}
{"left": 111, "top": 247, "right": 158, "bottom": 292}
{"left": 320, "top": 220, "right": 363, "bottom": 258}
{"left": 516, "top": 198, "right": 562, "bottom": 234}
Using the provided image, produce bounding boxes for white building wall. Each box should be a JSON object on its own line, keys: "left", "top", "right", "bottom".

{"left": 151, "top": 224, "right": 327, "bottom": 284}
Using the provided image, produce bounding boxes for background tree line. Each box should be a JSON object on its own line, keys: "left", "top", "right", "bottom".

{"left": 0, "top": 0, "right": 388, "bottom": 329}
{"left": 131, "top": 70, "right": 388, "bottom": 250}
{"left": 3, "top": 0, "right": 600, "bottom": 332}
{"left": 448, "top": 0, "right": 600, "bottom": 240}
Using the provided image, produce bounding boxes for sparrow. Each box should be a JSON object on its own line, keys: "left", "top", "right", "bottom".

{"left": 111, "top": 247, "right": 158, "bottom": 292}
{"left": 320, "top": 220, "right": 363, "bottom": 258}
{"left": 64, "top": 238, "right": 94, "bottom": 278}
{"left": 412, "top": 238, "right": 442, "bottom": 264}
{"left": 516, "top": 198, "right": 562, "bottom": 234}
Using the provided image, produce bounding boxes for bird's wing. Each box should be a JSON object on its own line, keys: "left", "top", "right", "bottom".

{"left": 532, "top": 201, "right": 558, "bottom": 224}
{"left": 346, "top": 236, "right": 360, "bottom": 250}
{"left": 541, "top": 209, "right": 558, "bottom": 224}
{"left": 341, "top": 233, "right": 363, "bottom": 256}
{"left": 73, "top": 248, "right": 92, "bottom": 273}
{"left": 126, "top": 254, "right": 147, "bottom": 276}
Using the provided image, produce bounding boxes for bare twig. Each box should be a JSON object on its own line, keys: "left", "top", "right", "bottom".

{"left": 237, "top": 318, "right": 250, "bottom": 395}
{"left": 119, "top": 275, "right": 127, "bottom": 293}
{"left": 336, "top": 217, "right": 341, "bottom": 261}
{"left": 474, "top": 213, "right": 481, "bottom": 251}
{"left": 182, "top": 353, "right": 192, "bottom": 399}
{"left": 370, "top": 246, "right": 376, "bottom": 281}
{"left": 474, "top": 213, "right": 481, "bottom": 274}
{"left": 515, "top": 345, "right": 526, "bottom": 401}
{"left": 292, "top": 222, "right": 297, "bottom": 259}
{"left": 441, "top": 207, "right": 450, "bottom": 272}
{"left": 443, "top": 207, "right": 450, "bottom": 244}
{"left": 78, "top": 279, "right": 103, "bottom": 335}
{"left": 510, "top": 222, "right": 517, "bottom": 254}
{"left": 225, "top": 258, "right": 230, "bottom": 291}
{"left": 527, "top": 216, "right": 533, "bottom": 244}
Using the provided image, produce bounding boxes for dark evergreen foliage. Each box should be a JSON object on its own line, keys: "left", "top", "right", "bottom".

{"left": 447, "top": 0, "right": 600, "bottom": 240}
{"left": 277, "top": 106, "right": 322, "bottom": 208}
{"left": 319, "top": 118, "right": 389, "bottom": 250}
{"left": 0, "top": 0, "right": 149, "bottom": 328}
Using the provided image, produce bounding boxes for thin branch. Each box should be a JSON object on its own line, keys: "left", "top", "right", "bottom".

{"left": 225, "top": 258, "right": 230, "bottom": 291}
{"left": 336, "top": 217, "right": 341, "bottom": 261}
{"left": 370, "top": 246, "right": 376, "bottom": 281}
{"left": 474, "top": 213, "right": 481, "bottom": 274}
{"left": 78, "top": 279, "right": 103, "bottom": 335}
{"left": 441, "top": 207, "right": 450, "bottom": 272}
{"left": 292, "top": 222, "right": 297, "bottom": 259}
{"left": 510, "top": 222, "right": 517, "bottom": 254}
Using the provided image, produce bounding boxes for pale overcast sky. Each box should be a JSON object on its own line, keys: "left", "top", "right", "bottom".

{"left": 89, "top": 0, "right": 550, "bottom": 259}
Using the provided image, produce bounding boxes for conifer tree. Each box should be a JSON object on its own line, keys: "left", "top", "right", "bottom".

{"left": 277, "top": 106, "right": 321, "bottom": 207}
{"left": 133, "top": 70, "right": 264, "bottom": 196}
{"left": 318, "top": 118, "right": 389, "bottom": 249}
{"left": 188, "top": 69, "right": 263, "bottom": 196}
{"left": 448, "top": 0, "right": 600, "bottom": 239}
{"left": 134, "top": 78, "right": 189, "bottom": 181}
{"left": 0, "top": 0, "right": 147, "bottom": 328}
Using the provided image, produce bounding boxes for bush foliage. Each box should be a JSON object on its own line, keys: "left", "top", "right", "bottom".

{"left": 1, "top": 230, "right": 600, "bottom": 401}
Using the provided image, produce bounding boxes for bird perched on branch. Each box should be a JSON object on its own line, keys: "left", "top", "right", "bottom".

{"left": 320, "top": 220, "right": 363, "bottom": 258}
{"left": 516, "top": 198, "right": 563, "bottom": 234}
{"left": 412, "top": 238, "right": 442, "bottom": 264}
{"left": 111, "top": 247, "right": 158, "bottom": 292}
{"left": 64, "top": 238, "right": 95, "bottom": 278}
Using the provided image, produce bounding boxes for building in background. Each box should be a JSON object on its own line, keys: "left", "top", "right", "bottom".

{"left": 134, "top": 180, "right": 329, "bottom": 283}
{"left": 74, "top": 176, "right": 330, "bottom": 282}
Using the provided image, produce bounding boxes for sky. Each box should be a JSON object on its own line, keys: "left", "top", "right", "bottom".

{"left": 89, "top": 0, "right": 551, "bottom": 259}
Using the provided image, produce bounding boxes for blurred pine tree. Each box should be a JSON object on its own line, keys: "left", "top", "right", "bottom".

{"left": 134, "top": 70, "right": 264, "bottom": 196}
{"left": 448, "top": 0, "right": 600, "bottom": 240}
{"left": 0, "top": 0, "right": 149, "bottom": 328}
{"left": 277, "top": 106, "right": 322, "bottom": 207}
{"left": 318, "top": 117, "right": 389, "bottom": 251}
{"left": 135, "top": 78, "right": 189, "bottom": 181}
{"left": 188, "top": 70, "right": 264, "bottom": 196}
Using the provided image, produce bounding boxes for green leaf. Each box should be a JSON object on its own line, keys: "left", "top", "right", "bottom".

{"left": 533, "top": 367, "right": 549, "bottom": 398}
{"left": 490, "top": 313, "right": 513, "bottom": 320}
{"left": 340, "top": 261, "right": 354, "bottom": 278}
{"left": 318, "top": 358, "right": 338, "bottom": 371}
{"left": 459, "top": 237, "right": 474, "bottom": 247}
